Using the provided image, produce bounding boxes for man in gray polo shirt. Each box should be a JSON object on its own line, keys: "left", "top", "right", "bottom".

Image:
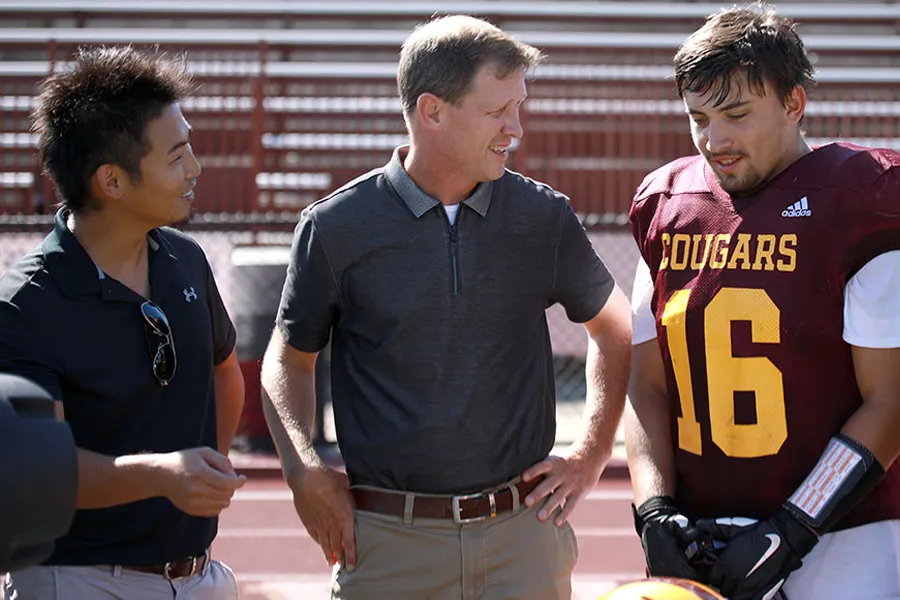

{"left": 261, "top": 15, "right": 632, "bottom": 600}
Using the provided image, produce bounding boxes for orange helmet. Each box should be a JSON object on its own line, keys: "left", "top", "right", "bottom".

{"left": 599, "top": 577, "right": 726, "bottom": 600}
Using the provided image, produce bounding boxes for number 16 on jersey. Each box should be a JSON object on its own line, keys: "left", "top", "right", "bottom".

{"left": 661, "top": 287, "right": 788, "bottom": 459}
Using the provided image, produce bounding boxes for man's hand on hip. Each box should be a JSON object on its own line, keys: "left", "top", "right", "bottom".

{"left": 290, "top": 466, "right": 356, "bottom": 570}
{"left": 521, "top": 446, "right": 605, "bottom": 526}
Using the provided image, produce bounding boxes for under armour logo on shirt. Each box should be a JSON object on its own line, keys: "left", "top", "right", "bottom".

{"left": 183, "top": 287, "right": 198, "bottom": 303}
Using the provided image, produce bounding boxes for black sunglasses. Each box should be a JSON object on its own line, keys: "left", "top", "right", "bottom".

{"left": 141, "top": 301, "right": 177, "bottom": 386}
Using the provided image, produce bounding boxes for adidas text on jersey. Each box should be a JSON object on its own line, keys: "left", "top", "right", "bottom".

{"left": 782, "top": 197, "right": 811, "bottom": 218}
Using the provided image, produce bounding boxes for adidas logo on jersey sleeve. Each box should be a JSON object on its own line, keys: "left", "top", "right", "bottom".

{"left": 782, "top": 196, "right": 811, "bottom": 218}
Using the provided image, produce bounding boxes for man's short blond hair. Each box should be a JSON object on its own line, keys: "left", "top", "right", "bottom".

{"left": 398, "top": 15, "right": 544, "bottom": 116}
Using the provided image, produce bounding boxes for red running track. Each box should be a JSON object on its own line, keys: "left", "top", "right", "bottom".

{"left": 213, "top": 476, "right": 646, "bottom": 600}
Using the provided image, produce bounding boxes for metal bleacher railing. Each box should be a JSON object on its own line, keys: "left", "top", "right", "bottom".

{"left": 1, "top": 2, "right": 899, "bottom": 218}
{"left": 2, "top": 1, "right": 899, "bottom": 23}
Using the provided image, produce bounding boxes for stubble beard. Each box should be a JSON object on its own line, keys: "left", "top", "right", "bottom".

{"left": 170, "top": 204, "right": 195, "bottom": 229}
{"left": 712, "top": 163, "right": 763, "bottom": 199}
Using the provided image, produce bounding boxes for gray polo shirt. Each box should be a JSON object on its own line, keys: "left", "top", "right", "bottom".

{"left": 277, "top": 146, "right": 614, "bottom": 494}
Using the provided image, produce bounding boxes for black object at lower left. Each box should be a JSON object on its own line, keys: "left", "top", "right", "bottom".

{"left": 0, "top": 373, "right": 77, "bottom": 572}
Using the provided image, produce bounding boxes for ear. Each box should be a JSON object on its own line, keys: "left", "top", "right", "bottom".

{"left": 414, "top": 93, "right": 444, "bottom": 132}
{"left": 88, "top": 164, "right": 127, "bottom": 202}
{"left": 783, "top": 85, "right": 807, "bottom": 125}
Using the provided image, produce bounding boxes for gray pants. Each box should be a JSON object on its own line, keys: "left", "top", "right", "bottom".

{"left": 3, "top": 559, "right": 238, "bottom": 600}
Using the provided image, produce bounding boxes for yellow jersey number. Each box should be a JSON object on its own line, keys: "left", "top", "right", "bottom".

{"left": 661, "top": 287, "right": 787, "bottom": 458}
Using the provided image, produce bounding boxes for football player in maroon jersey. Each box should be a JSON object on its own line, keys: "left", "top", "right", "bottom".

{"left": 626, "top": 5, "right": 900, "bottom": 600}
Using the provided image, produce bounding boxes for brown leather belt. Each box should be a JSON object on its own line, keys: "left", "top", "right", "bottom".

{"left": 351, "top": 478, "right": 542, "bottom": 524}
{"left": 123, "top": 551, "right": 208, "bottom": 580}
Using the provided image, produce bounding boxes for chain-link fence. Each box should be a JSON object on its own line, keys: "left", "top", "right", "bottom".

{"left": 0, "top": 223, "right": 638, "bottom": 448}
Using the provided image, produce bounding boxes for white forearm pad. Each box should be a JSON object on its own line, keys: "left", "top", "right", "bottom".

{"left": 786, "top": 434, "right": 883, "bottom": 533}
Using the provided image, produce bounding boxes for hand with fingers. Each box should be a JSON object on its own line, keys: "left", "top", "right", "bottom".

{"left": 695, "top": 511, "right": 817, "bottom": 600}
{"left": 633, "top": 495, "right": 707, "bottom": 581}
{"left": 521, "top": 447, "right": 605, "bottom": 526}
{"left": 289, "top": 466, "right": 357, "bottom": 571}
{"left": 156, "top": 446, "right": 247, "bottom": 517}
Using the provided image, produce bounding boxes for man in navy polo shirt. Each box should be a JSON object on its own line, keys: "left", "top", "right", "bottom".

{"left": 261, "top": 15, "right": 633, "bottom": 600}
{"left": 0, "top": 47, "right": 246, "bottom": 599}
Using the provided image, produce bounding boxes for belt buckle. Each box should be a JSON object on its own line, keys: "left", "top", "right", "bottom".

{"left": 163, "top": 556, "right": 196, "bottom": 581}
{"left": 451, "top": 491, "right": 496, "bottom": 524}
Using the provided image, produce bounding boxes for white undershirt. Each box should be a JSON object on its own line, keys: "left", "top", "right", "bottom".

{"left": 443, "top": 204, "right": 460, "bottom": 225}
{"left": 842, "top": 251, "right": 900, "bottom": 348}
{"left": 631, "top": 250, "right": 900, "bottom": 349}
{"left": 630, "top": 257, "right": 658, "bottom": 345}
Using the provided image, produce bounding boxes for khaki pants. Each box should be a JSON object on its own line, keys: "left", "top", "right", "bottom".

{"left": 3, "top": 559, "right": 239, "bottom": 600}
{"left": 332, "top": 485, "right": 579, "bottom": 600}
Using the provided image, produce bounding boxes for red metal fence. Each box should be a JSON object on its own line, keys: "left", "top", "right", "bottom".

{"left": 1, "top": 2, "right": 899, "bottom": 218}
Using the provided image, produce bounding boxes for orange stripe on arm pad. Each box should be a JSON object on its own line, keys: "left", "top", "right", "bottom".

{"left": 784, "top": 434, "right": 882, "bottom": 534}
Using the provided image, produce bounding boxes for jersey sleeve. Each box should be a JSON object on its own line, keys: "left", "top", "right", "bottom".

{"left": 630, "top": 257, "right": 657, "bottom": 345}
{"left": 843, "top": 250, "right": 900, "bottom": 349}
{"left": 842, "top": 164, "right": 900, "bottom": 281}
{"left": 629, "top": 176, "right": 667, "bottom": 274}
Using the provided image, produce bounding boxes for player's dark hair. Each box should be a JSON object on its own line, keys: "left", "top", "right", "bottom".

{"left": 398, "top": 15, "right": 544, "bottom": 118}
{"left": 674, "top": 4, "right": 815, "bottom": 107}
{"left": 32, "top": 46, "right": 196, "bottom": 213}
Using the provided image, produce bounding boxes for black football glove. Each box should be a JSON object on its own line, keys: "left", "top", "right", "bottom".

{"left": 695, "top": 507, "right": 817, "bottom": 600}
{"left": 633, "top": 496, "right": 703, "bottom": 580}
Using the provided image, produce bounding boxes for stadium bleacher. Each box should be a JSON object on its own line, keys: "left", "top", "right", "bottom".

{"left": 3, "top": 1, "right": 898, "bottom": 28}
{"left": 0, "top": 0, "right": 898, "bottom": 218}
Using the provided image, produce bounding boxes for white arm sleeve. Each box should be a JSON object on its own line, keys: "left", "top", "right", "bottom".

{"left": 843, "top": 250, "right": 900, "bottom": 349}
{"left": 631, "top": 257, "right": 658, "bottom": 345}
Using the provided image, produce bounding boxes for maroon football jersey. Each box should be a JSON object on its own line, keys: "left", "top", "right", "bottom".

{"left": 630, "top": 142, "right": 900, "bottom": 530}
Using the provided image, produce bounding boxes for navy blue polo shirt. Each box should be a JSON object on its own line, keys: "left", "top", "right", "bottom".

{"left": 277, "top": 146, "right": 615, "bottom": 494}
{"left": 0, "top": 208, "right": 236, "bottom": 566}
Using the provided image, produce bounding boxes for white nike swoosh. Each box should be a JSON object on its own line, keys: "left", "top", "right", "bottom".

{"left": 746, "top": 533, "right": 781, "bottom": 578}
{"left": 761, "top": 579, "right": 786, "bottom": 600}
